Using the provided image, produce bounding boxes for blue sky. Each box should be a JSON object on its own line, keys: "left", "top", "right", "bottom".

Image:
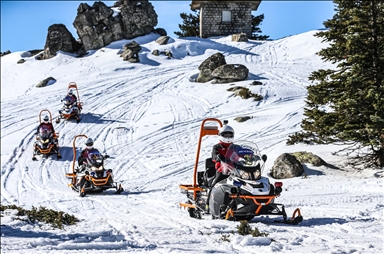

{"left": 0, "top": 1, "right": 335, "bottom": 52}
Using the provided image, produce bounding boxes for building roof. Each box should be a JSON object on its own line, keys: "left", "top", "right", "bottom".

{"left": 190, "top": 0, "right": 262, "bottom": 11}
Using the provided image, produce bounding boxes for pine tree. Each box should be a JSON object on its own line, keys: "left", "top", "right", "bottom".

{"left": 174, "top": 10, "right": 200, "bottom": 37}
{"left": 287, "top": 0, "right": 384, "bottom": 167}
{"left": 174, "top": 11, "right": 269, "bottom": 40}
{"left": 250, "top": 14, "right": 269, "bottom": 40}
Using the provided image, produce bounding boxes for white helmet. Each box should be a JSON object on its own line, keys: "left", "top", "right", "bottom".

{"left": 68, "top": 89, "right": 73, "bottom": 96}
{"left": 219, "top": 124, "right": 234, "bottom": 144}
{"left": 43, "top": 115, "right": 49, "bottom": 123}
{"left": 85, "top": 137, "right": 94, "bottom": 149}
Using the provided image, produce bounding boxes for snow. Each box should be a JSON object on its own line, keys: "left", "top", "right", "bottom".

{"left": 1, "top": 30, "right": 383, "bottom": 253}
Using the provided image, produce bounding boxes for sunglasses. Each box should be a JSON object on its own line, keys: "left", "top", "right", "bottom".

{"left": 221, "top": 132, "right": 233, "bottom": 138}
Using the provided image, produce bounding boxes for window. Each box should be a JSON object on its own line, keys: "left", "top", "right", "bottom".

{"left": 222, "top": 11, "right": 231, "bottom": 22}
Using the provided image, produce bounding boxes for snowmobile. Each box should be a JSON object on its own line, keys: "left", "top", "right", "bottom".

{"left": 32, "top": 110, "right": 61, "bottom": 160}
{"left": 179, "top": 118, "right": 303, "bottom": 224}
{"left": 56, "top": 82, "right": 83, "bottom": 123}
{"left": 65, "top": 134, "right": 123, "bottom": 197}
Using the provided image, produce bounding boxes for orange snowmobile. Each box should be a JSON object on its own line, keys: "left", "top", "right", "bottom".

{"left": 56, "top": 82, "right": 83, "bottom": 123}
{"left": 32, "top": 109, "right": 61, "bottom": 160}
{"left": 179, "top": 118, "right": 303, "bottom": 224}
{"left": 65, "top": 134, "right": 123, "bottom": 197}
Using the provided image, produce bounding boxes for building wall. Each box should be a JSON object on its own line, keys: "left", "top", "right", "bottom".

{"left": 200, "top": 2, "right": 252, "bottom": 38}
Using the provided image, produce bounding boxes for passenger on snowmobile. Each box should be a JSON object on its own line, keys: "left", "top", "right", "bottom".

{"left": 35, "top": 115, "right": 59, "bottom": 147}
{"left": 206, "top": 124, "right": 235, "bottom": 211}
{"left": 75, "top": 137, "right": 112, "bottom": 189}
{"left": 36, "top": 115, "right": 55, "bottom": 134}
{"left": 59, "top": 90, "right": 80, "bottom": 121}
{"left": 77, "top": 138, "right": 109, "bottom": 171}
{"left": 63, "top": 89, "right": 77, "bottom": 106}
{"left": 33, "top": 115, "right": 61, "bottom": 159}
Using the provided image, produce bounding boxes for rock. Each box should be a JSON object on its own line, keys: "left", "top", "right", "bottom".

{"left": 196, "top": 52, "right": 226, "bottom": 83}
{"left": 154, "top": 28, "right": 167, "bottom": 36}
{"left": 270, "top": 153, "right": 304, "bottom": 179}
{"left": 36, "top": 77, "right": 56, "bottom": 88}
{"left": 234, "top": 116, "right": 252, "bottom": 122}
{"left": 291, "top": 151, "right": 327, "bottom": 167}
{"left": 17, "top": 59, "right": 26, "bottom": 64}
{"left": 73, "top": 0, "right": 158, "bottom": 51}
{"left": 1, "top": 50, "right": 11, "bottom": 57}
{"left": 41, "top": 24, "right": 82, "bottom": 60}
{"left": 251, "top": 80, "right": 263, "bottom": 86}
{"left": 155, "top": 36, "right": 170, "bottom": 45}
{"left": 120, "top": 41, "right": 141, "bottom": 63}
{"left": 232, "top": 33, "right": 248, "bottom": 42}
{"left": 211, "top": 64, "right": 249, "bottom": 81}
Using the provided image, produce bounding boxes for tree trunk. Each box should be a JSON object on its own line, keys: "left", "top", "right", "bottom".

{"left": 379, "top": 147, "right": 384, "bottom": 167}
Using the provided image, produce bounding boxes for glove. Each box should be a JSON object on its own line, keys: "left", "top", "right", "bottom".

{"left": 217, "top": 154, "right": 226, "bottom": 162}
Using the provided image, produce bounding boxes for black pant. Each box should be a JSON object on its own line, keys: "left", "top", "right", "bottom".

{"left": 206, "top": 171, "right": 229, "bottom": 206}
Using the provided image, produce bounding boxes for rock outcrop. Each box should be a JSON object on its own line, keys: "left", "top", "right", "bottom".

{"left": 73, "top": 0, "right": 158, "bottom": 51}
{"left": 41, "top": 24, "right": 82, "bottom": 60}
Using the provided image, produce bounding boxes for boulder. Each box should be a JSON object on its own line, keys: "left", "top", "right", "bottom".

{"left": 270, "top": 153, "right": 304, "bottom": 179}
{"left": 291, "top": 152, "right": 327, "bottom": 166}
{"left": 211, "top": 64, "right": 249, "bottom": 81}
{"left": 120, "top": 41, "right": 141, "bottom": 63}
{"left": 41, "top": 24, "right": 82, "bottom": 60}
{"left": 232, "top": 33, "right": 248, "bottom": 42}
{"left": 154, "top": 28, "right": 167, "bottom": 36}
{"left": 73, "top": 0, "right": 158, "bottom": 51}
{"left": 155, "top": 36, "right": 170, "bottom": 45}
{"left": 196, "top": 52, "right": 226, "bottom": 83}
{"left": 36, "top": 77, "right": 56, "bottom": 88}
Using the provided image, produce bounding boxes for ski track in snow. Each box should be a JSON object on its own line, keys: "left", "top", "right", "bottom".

{"left": 1, "top": 32, "right": 383, "bottom": 253}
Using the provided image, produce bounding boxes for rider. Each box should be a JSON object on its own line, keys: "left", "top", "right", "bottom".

{"left": 77, "top": 138, "right": 109, "bottom": 171}
{"left": 36, "top": 115, "right": 55, "bottom": 134}
{"left": 206, "top": 123, "right": 235, "bottom": 212}
{"left": 66, "top": 89, "right": 77, "bottom": 106}
{"left": 35, "top": 115, "right": 61, "bottom": 158}
{"left": 60, "top": 89, "right": 80, "bottom": 121}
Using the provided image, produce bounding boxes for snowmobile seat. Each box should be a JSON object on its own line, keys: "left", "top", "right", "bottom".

{"left": 197, "top": 158, "right": 216, "bottom": 187}
{"left": 205, "top": 158, "right": 216, "bottom": 187}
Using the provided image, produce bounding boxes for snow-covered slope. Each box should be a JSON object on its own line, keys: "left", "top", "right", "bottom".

{"left": 1, "top": 30, "right": 383, "bottom": 253}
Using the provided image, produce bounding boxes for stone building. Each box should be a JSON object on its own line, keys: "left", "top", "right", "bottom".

{"left": 190, "top": 0, "right": 261, "bottom": 38}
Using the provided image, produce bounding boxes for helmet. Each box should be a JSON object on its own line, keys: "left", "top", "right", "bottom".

{"left": 219, "top": 124, "right": 234, "bottom": 144}
{"left": 85, "top": 137, "right": 94, "bottom": 149}
{"left": 68, "top": 89, "right": 73, "bottom": 96}
{"left": 43, "top": 115, "right": 49, "bottom": 123}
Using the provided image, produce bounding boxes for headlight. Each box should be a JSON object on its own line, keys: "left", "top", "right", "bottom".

{"left": 91, "top": 166, "right": 104, "bottom": 171}
{"left": 239, "top": 170, "right": 250, "bottom": 180}
{"left": 41, "top": 139, "right": 50, "bottom": 144}
{"left": 253, "top": 170, "right": 261, "bottom": 180}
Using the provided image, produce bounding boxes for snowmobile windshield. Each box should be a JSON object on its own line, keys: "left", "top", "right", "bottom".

{"left": 223, "top": 141, "right": 264, "bottom": 179}
{"left": 86, "top": 149, "right": 104, "bottom": 168}
{"left": 38, "top": 125, "right": 52, "bottom": 140}
{"left": 63, "top": 96, "right": 74, "bottom": 108}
